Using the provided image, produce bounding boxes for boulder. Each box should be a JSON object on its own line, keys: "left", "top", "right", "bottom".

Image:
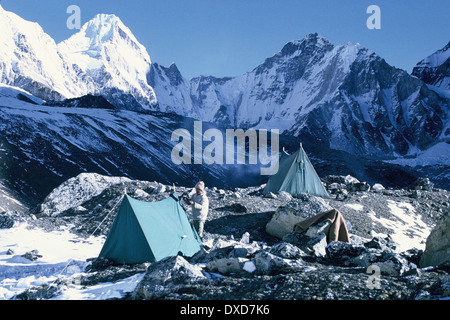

{"left": 409, "top": 177, "right": 434, "bottom": 191}
{"left": 0, "top": 211, "right": 15, "bottom": 229}
{"left": 283, "top": 231, "right": 328, "bottom": 257}
{"left": 206, "top": 258, "right": 248, "bottom": 275}
{"left": 132, "top": 256, "right": 205, "bottom": 299}
{"left": 265, "top": 194, "right": 332, "bottom": 239}
{"left": 363, "top": 236, "right": 398, "bottom": 252}
{"left": 268, "top": 242, "right": 307, "bottom": 259}
{"left": 253, "top": 251, "right": 304, "bottom": 275}
{"left": 372, "top": 184, "right": 385, "bottom": 192}
{"left": 419, "top": 214, "right": 450, "bottom": 268}
{"left": 38, "top": 173, "right": 133, "bottom": 216}
{"left": 21, "top": 250, "right": 42, "bottom": 261}
{"left": 325, "top": 241, "right": 368, "bottom": 265}
{"left": 371, "top": 252, "right": 419, "bottom": 276}
{"left": 345, "top": 248, "right": 419, "bottom": 276}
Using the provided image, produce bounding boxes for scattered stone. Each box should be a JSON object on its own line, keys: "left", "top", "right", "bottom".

{"left": 269, "top": 242, "right": 307, "bottom": 259}
{"left": 325, "top": 241, "right": 368, "bottom": 265}
{"left": 21, "top": 250, "right": 42, "bottom": 261}
{"left": 207, "top": 257, "right": 247, "bottom": 275}
{"left": 283, "top": 231, "right": 328, "bottom": 257}
{"left": 8, "top": 172, "right": 450, "bottom": 300}
{"left": 372, "top": 184, "right": 385, "bottom": 192}
{"left": 364, "top": 236, "right": 398, "bottom": 252}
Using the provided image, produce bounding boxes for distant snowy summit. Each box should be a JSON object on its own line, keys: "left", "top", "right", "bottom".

{"left": 0, "top": 6, "right": 157, "bottom": 110}
{"left": 58, "top": 13, "right": 157, "bottom": 110}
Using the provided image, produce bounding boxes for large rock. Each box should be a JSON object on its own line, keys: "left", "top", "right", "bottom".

{"left": 132, "top": 256, "right": 206, "bottom": 299}
{"left": 38, "top": 173, "right": 133, "bottom": 216}
{"left": 420, "top": 214, "right": 450, "bottom": 268}
{"left": 282, "top": 231, "right": 328, "bottom": 257}
{"left": 265, "top": 194, "right": 332, "bottom": 239}
{"left": 206, "top": 257, "right": 248, "bottom": 275}
{"left": 253, "top": 251, "right": 304, "bottom": 275}
{"left": 0, "top": 211, "right": 15, "bottom": 229}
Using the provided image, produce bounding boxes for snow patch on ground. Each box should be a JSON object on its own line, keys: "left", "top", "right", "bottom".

{"left": 367, "top": 200, "right": 431, "bottom": 252}
{"left": 0, "top": 222, "right": 144, "bottom": 300}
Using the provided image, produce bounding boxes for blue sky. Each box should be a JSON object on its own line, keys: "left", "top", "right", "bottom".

{"left": 2, "top": 0, "right": 449, "bottom": 79}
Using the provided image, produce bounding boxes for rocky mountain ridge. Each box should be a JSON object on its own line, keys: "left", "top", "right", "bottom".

{"left": 1, "top": 5, "right": 448, "bottom": 161}
{"left": 413, "top": 41, "right": 450, "bottom": 93}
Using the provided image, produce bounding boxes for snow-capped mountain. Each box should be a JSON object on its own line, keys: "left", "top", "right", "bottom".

{"left": 147, "top": 62, "right": 194, "bottom": 115}
{"left": 0, "top": 5, "right": 90, "bottom": 100}
{"left": 412, "top": 41, "right": 450, "bottom": 94}
{"left": 58, "top": 14, "right": 157, "bottom": 110}
{"left": 0, "top": 5, "right": 156, "bottom": 110}
{"left": 1, "top": 4, "right": 447, "bottom": 159}
{"left": 152, "top": 33, "right": 449, "bottom": 159}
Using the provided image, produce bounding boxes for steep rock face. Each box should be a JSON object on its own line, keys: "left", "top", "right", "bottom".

{"left": 147, "top": 62, "right": 194, "bottom": 115}
{"left": 412, "top": 42, "right": 450, "bottom": 92}
{"left": 289, "top": 49, "right": 448, "bottom": 156}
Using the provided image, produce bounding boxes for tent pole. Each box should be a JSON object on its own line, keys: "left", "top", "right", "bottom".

{"left": 90, "top": 193, "right": 124, "bottom": 237}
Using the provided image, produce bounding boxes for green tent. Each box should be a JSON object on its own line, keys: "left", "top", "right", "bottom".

{"left": 98, "top": 193, "right": 202, "bottom": 264}
{"left": 263, "top": 144, "right": 329, "bottom": 198}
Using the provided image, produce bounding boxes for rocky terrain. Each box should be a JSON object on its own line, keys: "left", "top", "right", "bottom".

{"left": 3, "top": 172, "right": 448, "bottom": 301}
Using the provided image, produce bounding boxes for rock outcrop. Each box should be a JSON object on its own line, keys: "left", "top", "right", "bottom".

{"left": 420, "top": 214, "right": 450, "bottom": 268}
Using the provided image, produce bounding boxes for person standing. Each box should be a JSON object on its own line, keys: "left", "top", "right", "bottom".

{"left": 184, "top": 181, "right": 209, "bottom": 238}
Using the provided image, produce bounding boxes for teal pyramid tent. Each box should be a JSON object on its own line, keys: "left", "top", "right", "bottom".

{"left": 98, "top": 193, "right": 202, "bottom": 264}
{"left": 263, "top": 144, "right": 329, "bottom": 198}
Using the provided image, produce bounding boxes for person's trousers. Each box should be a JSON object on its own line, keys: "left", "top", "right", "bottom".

{"left": 193, "top": 220, "right": 205, "bottom": 238}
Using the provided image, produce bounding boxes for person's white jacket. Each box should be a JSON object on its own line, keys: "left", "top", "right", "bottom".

{"left": 188, "top": 189, "right": 209, "bottom": 221}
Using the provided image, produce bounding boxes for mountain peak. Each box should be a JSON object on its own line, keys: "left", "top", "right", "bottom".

{"left": 83, "top": 13, "right": 124, "bottom": 32}
{"left": 280, "top": 33, "right": 334, "bottom": 57}
{"left": 295, "top": 33, "right": 332, "bottom": 47}
{"left": 77, "top": 13, "right": 139, "bottom": 48}
{"left": 412, "top": 41, "right": 450, "bottom": 91}
{"left": 58, "top": 12, "right": 151, "bottom": 68}
{"left": 56, "top": 12, "right": 156, "bottom": 108}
